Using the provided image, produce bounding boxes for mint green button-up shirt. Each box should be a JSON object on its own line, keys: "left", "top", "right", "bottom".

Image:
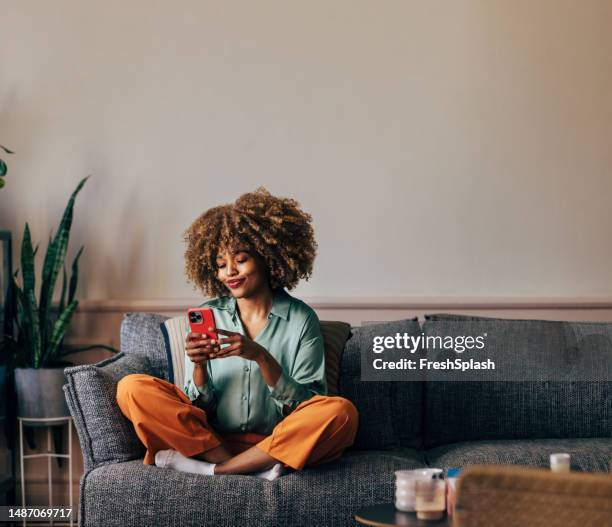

{"left": 183, "top": 288, "right": 327, "bottom": 434}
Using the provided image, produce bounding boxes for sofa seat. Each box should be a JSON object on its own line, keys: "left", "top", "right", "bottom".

{"left": 426, "top": 438, "right": 612, "bottom": 473}
{"left": 81, "top": 449, "right": 426, "bottom": 527}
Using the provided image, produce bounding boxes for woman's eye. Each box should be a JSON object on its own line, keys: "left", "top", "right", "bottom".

{"left": 217, "top": 264, "right": 226, "bottom": 269}
{"left": 236, "top": 258, "right": 247, "bottom": 264}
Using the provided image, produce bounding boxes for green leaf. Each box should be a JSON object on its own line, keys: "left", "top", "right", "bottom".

{"left": 39, "top": 176, "right": 89, "bottom": 350}
{"left": 58, "top": 264, "right": 67, "bottom": 316}
{"left": 43, "top": 299, "right": 78, "bottom": 366}
{"left": 0, "top": 160, "right": 6, "bottom": 178}
{"left": 68, "top": 246, "right": 84, "bottom": 303}
{"left": 21, "top": 224, "right": 41, "bottom": 366}
{"left": 56, "top": 263, "right": 68, "bottom": 354}
{"left": 12, "top": 277, "right": 32, "bottom": 367}
{"left": 21, "top": 224, "right": 35, "bottom": 295}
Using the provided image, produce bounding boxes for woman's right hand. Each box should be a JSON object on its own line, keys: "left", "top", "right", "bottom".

{"left": 185, "top": 331, "right": 221, "bottom": 365}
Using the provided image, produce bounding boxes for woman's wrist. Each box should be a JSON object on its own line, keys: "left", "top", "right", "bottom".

{"left": 254, "top": 346, "right": 270, "bottom": 367}
{"left": 193, "top": 362, "right": 208, "bottom": 386}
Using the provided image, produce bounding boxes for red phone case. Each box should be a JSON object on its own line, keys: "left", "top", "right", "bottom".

{"left": 187, "top": 308, "right": 218, "bottom": 340}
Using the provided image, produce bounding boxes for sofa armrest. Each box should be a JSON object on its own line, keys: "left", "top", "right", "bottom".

{"left": 64, "top": 352, "right": 155, "bottom": 471}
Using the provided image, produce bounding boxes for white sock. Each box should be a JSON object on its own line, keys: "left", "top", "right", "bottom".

{"left": 155, "top": 449, "right": 216, "bottom": 476}
{"left": 253, "top": 462, "right": 285, "bottom": 481}
{"left": 155, "top": 449, "right": 286, "bottom": 480}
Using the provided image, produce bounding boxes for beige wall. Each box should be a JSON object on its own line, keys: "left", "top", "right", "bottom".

{"left": 1, "top": 0, "right": 612, "bottom": 303}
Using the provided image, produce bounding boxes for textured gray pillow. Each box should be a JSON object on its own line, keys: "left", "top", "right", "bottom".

{"left": 63, "top": 353, "right": 152, "bottom": 470}
{"left": 120, "top": 312, "right": 169, "bottom": 379}
{"left": 338, "top": 318, "right": 423, "bottom": 451}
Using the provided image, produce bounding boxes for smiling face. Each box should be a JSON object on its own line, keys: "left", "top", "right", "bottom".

{"left": 215, "top": 246, "right": 270, "bottom": 298}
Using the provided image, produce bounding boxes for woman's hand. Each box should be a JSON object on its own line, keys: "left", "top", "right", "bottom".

{"left": 214, "top": 328, "right": 266, "bottom": 362}
{"left": 185, "top": 331, "right": 220, "bottom": 365}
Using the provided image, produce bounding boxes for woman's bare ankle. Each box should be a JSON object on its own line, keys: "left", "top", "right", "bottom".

{"left": 194, "top": 445, "right": 233, "bottom": 463}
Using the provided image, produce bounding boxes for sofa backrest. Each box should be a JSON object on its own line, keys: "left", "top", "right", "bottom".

{"left": 338, "top": 318, "right": 423, "bottom": 450}
{"left": 421, "top": 314, "right": 612, "bottom": 448}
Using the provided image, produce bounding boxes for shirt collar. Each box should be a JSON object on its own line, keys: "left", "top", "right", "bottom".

{"left": 203, "top": 288, "right": 291, "bottom": 321}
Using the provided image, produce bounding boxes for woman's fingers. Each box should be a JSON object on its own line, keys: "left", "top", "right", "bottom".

{"left": 186, "top": 334, "right": 217, "bottom": 349}
{"left": 186, "top": 342, "right": 220, "bottom": 358}
{"left": 215, "top": 328, "right": 239, "bottom": 337}
{"left": 217, "top": 335, "right": 240, "bottom": 346}
{"left": 213, "top": 342, "right": 241, "bottom": 357}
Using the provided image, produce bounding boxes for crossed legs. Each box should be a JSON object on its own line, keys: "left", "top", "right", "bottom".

{"left": 116, "top": 373, "right": 358, "bottom": 476}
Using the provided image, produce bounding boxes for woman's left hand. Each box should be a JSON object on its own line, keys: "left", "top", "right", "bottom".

{"left": 213, "top": 328, "right": 266, "bottom": 362}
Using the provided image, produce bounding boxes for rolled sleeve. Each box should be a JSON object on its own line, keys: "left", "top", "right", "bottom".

{"left": 267, "top": 311, "right": 327, "bottom": 412}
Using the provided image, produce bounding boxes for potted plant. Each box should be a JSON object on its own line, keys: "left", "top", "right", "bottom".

{"left": 4, "top": 175, "right": 117, "bottom": 421}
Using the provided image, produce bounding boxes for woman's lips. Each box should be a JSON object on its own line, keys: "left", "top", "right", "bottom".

{"left": 227, "top": 278, "right": 245, "bottom": 289}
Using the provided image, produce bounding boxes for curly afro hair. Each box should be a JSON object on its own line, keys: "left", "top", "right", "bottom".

{"left": 183, "top": 187, "right": 318, "bottom": 298}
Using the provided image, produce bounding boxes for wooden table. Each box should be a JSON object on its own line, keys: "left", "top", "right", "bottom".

{"left": 354, "top": 503, "right": 449, "bottom": 527}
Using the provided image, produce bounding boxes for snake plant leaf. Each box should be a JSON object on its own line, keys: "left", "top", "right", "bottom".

{"left": 44, "top": 299, "right": 78, "bottom": 366}
{"left": 56, "top": 262, "right": 69, "bottom": 355}
{"left": 12, "top": 276, "right": 33, "bottom": 367}
{"left": 21, "top": 223, "right": 42, "bottom": 366}
{"left": 58, "top": 264, "right": 67, "bottom": 316}
{"left": 21, "top": 224, "right": 35, "bottom": 294}
{"left": 0, "top": 145, "right": 14, "bottom": 154}
{"left": 68, "top": 246, "right": 84, "bottom": 304}
{"left": 39, "top": 176, "right": 89, "bottom": 345}
{"left": 38, "top": 231, "right": 50, "bottom": 344}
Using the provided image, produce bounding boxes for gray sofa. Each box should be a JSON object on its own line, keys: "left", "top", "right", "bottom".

{"left": 63, "top": 313, "right": 612, "bottom": 527}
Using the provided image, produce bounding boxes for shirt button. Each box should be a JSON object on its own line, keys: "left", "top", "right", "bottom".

{"left": 241, "top": 424, "right": 247, "bottom": 431}
{"left": 244, "top": 365, "right": 249, "bottom": 372}
{"left": 242, "top": 394, "right": 247, "bottom": 401}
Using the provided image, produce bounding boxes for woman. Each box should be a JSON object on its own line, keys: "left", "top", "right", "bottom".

{"left": 116, "top": 187, "right": 359, "bottom": 480}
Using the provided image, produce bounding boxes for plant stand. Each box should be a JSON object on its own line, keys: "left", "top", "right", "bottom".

{"left": 18, "top": 417, "right": 74, "bottom": 527}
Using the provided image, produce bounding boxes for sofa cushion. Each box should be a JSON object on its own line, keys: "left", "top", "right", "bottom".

{"left": 426, "top": 438, "right": 612, "bottom": 473}
{"left": 421, "top": 314, "right": 612, "bottom": 447}
{"left": 63, "top": 353, "right": 151, "bottom": 470}
{"left": 319, "top": 321, "right": 352, "bottom": 395}
{"left": 338, "top": 318, "right": 423, "bottom": 450}
{"left": 120, "top": 313, "right": 170, "bottom": 379}
{"left": 81, "top": 450, "right": 425, "bottom": 527}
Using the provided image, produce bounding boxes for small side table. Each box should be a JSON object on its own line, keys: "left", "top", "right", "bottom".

{"left": 354, "top": 503, "right": 449, "bottom": 526}
{"left": 18, "top": 416, "right": 74, "bottom": 527}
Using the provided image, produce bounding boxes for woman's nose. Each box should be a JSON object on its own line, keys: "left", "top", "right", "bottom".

{"left": 226, "top": 261, "right": 237, "bottom": 275}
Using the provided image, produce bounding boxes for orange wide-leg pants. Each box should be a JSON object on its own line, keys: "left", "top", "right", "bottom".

{"left": 116, "top": 373, "right": 359, "bottom": 470}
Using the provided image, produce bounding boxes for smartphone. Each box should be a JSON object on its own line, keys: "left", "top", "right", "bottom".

{"left": 187, "top": 307, "right": 218, "bottom": 341}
